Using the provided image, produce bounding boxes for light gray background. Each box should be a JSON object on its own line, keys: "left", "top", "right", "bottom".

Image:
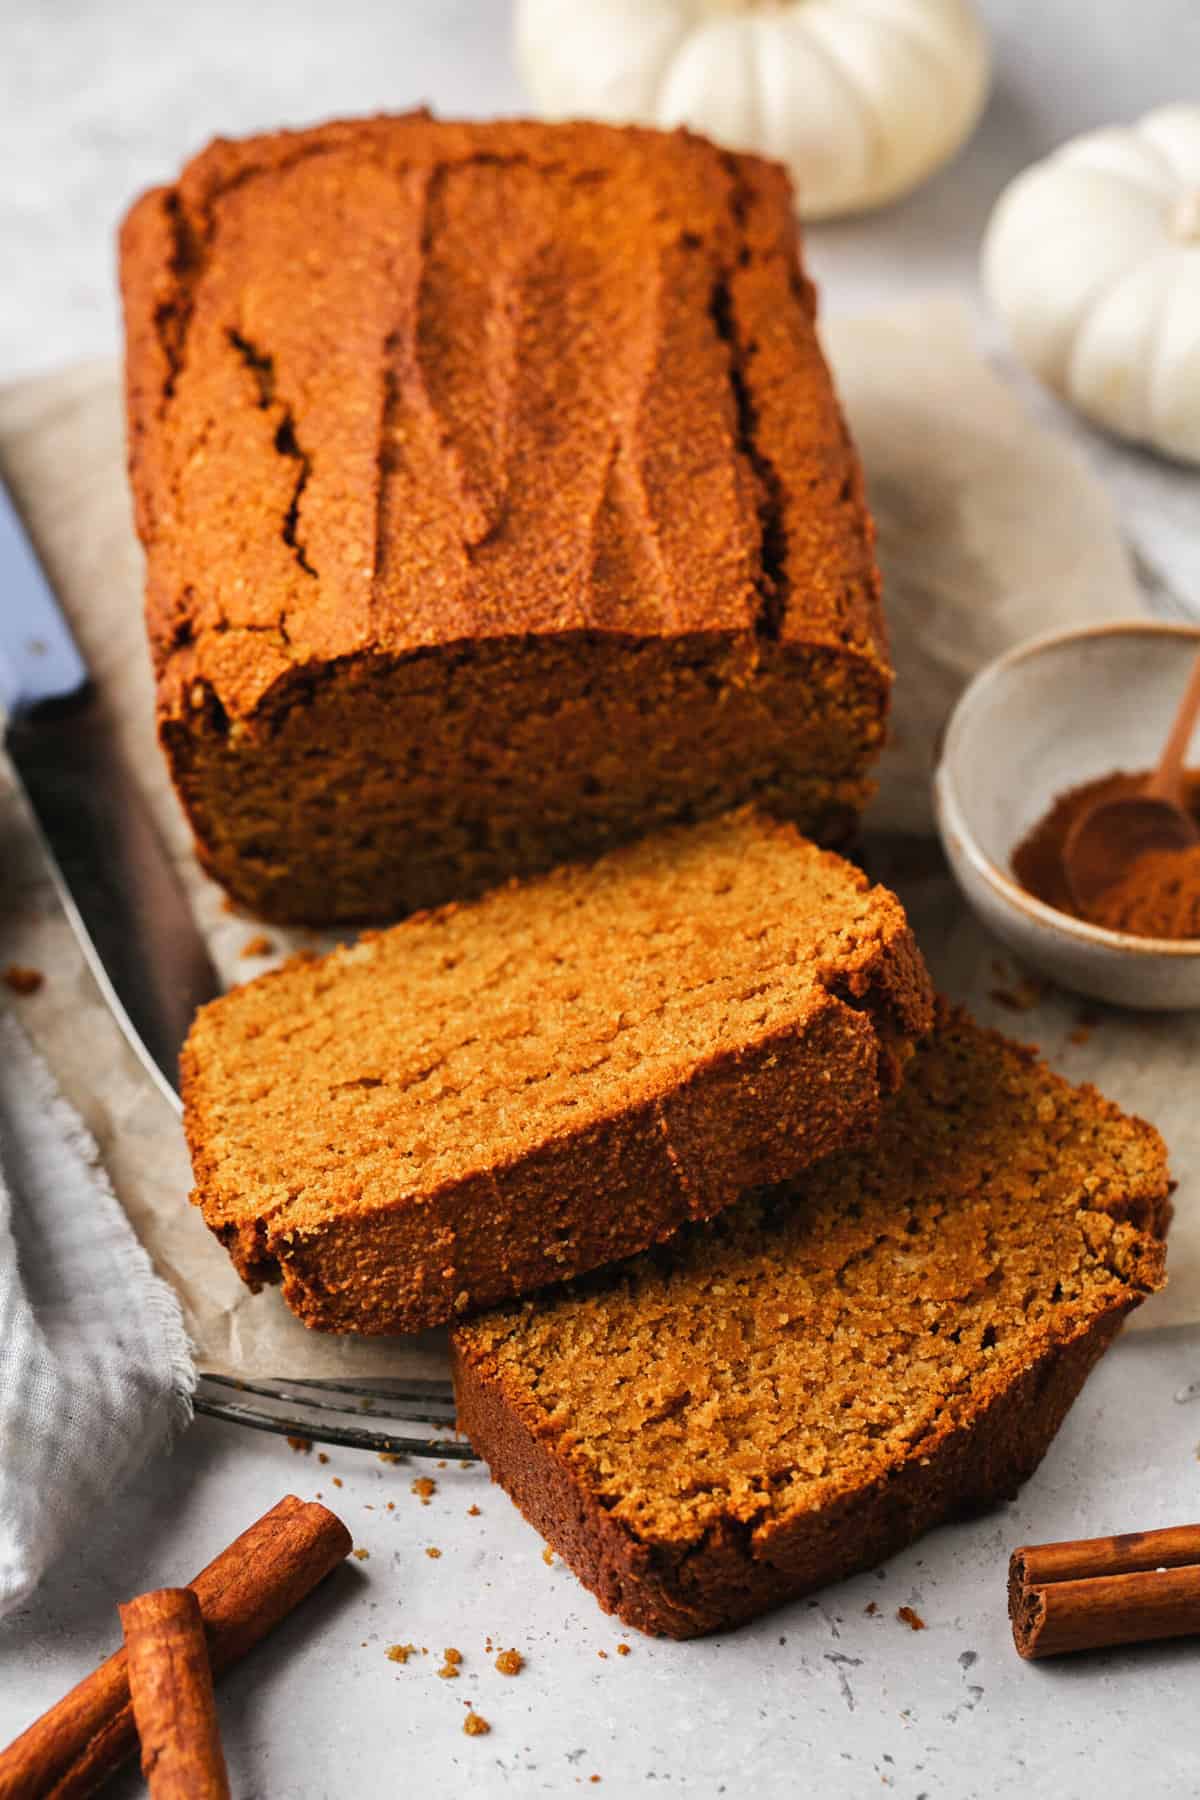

{"left": 2, "top": 4, "right": 1199, "bottom": 1796}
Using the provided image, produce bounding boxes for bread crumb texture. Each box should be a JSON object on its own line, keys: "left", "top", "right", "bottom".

{"left": 182, "top": 811, "right": 931, "bottom": 1333}
{"left": 462, "top": 1712, "right": 490, "bottom": 1737}
{"left": 452, "top": 1007, "right": 1168, "bottom": 1634}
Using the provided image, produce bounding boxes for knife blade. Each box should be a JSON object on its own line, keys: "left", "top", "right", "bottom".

{"left": 0, "top": 477, "right": 219, "bottom": 1108}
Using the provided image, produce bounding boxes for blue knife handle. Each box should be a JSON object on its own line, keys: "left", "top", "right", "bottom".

{"left": 0, "top": 478, "right": 90, "bottom": 718}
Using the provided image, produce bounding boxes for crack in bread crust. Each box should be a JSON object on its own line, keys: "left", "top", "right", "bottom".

{"left": 119, "top": 114, "right": 888, "bottom": 925}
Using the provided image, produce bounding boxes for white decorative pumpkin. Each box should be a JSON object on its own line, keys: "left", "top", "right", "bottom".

{"left": 515, "top": 0, "right": 991, "bottom": 221}
{"left": 983, "top": 106, "right": 1200, "bottom": 466}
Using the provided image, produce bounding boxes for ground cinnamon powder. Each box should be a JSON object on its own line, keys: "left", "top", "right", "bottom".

{"left": 1013, "top": 769, "right": 1200, "bottom": 941}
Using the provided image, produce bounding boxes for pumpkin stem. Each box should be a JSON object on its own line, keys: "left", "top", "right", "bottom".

{"left": 1171, "top": 191, "right": 1200, "bottom": 243}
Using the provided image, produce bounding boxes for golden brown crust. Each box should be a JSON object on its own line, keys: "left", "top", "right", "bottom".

{"left": 181, "top": 812, "right": 933, "bottom": 1334}
{"left": 450, "top": 1007, "right": 1170, "bottom": 1637}
{"left": 119, "top": 113, "right": 888, "bottom": 924}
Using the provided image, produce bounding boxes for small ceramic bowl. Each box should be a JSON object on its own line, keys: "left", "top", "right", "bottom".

{"left": 933, "top": 619, "right": 1200, "bottom": 1010}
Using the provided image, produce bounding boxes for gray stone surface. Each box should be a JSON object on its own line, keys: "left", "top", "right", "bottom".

{"left": 1, "top": 1331, "right": 1198, "bottom": 1797}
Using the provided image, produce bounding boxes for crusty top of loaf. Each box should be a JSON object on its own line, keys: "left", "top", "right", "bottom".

{"left": 119, "top": 113, "right": 885, "bottom": 722}
{"left": 453, "top": 1005, "right": 1169, "bottom": 1547}
{"left": 181, "top": 811, "right": 930, "bottom": 1247}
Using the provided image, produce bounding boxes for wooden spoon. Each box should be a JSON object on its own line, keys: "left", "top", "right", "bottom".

{"left": 1064, "top": 649, "right": 1200, "bottom": 914}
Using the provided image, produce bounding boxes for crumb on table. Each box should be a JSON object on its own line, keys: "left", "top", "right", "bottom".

{"left": 437, "top": 1648, "right": 462, "bottom": 1679}
{"left": 542, "top": 1546, "right": 554, "bottom": 1566}
{"left": 616, "top": 1643, "right": 630, "bottom": 1656}
{"left": 426, "top": 1546, "right": 442, "bottom": 1560}
{"left": 3, "top": 965, "right": 44, "bottom": 996}
{"left": 239, "top": 933, "right": 275, "bottom": 958}
{"left": 463, "top": 1711, "right": 490, "bottom": 1737}
{"left": 286, "top": 1435, "right": 312, "bottom": 1454}
{"left": 988, "top": 974, "right": 1047, "bottom": 1013}
{"left": 352, "top": 1548, "right": 370, "bottom": 1561}
{"left": 495, "top": 1649, "right": 524, "bottom": 1676}
{"left": 467, "top": 1504, "right": 481, "bottom": 1517}
{"left": 412, "top": 1477, "right": 437, "bottom": 1505}
{"left": 897, "top": 1605, "right": 926, "bottom": 1631}
{"left": 386, "top": 1644, "right": 417, "bottom": 1665}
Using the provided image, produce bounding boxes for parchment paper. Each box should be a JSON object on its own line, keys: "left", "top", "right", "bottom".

{"left": 0, "top": 297, "right": 1194, "bottom": 1379}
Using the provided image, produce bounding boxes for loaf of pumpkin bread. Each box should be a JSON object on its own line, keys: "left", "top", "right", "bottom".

{"left": 451, "top": 1006, "right": 1170, "bottom": 1638}
{"left": 120, "top": 113, "right": 888, "bottom": 924}
{"left": 181, "top": 813, "right": 932, "bottom": 1334}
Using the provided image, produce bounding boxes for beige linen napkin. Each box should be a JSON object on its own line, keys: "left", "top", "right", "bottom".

{"left": 0, "top": 297, "right": 1194, "bottom": 1381}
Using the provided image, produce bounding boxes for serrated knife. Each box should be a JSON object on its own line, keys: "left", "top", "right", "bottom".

{"left": 0, "top": 476, "right": 218, "bottom": 1109}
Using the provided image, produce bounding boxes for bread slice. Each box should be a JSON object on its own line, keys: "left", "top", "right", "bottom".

{"left": 182, "top": 812, "right": 932, "bottom": 1334}
{"left": 451, "top": 1006, "right": 1170, "bottom": 1638}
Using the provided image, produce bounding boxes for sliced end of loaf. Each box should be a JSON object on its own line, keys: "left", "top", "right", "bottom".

{"left": 451, "top": 1004, "right": 1169, "bottom": 1636}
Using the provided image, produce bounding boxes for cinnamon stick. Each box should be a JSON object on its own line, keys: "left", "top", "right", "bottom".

{"left": 120, "top": 1590, "right": 230, "bottom": 1800}
{"left": 0, "top": 1495, "right": 350, "bottom": 1799}
{"left": 1010, "top": 1522, "right": 1200, "bottom": 1659}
